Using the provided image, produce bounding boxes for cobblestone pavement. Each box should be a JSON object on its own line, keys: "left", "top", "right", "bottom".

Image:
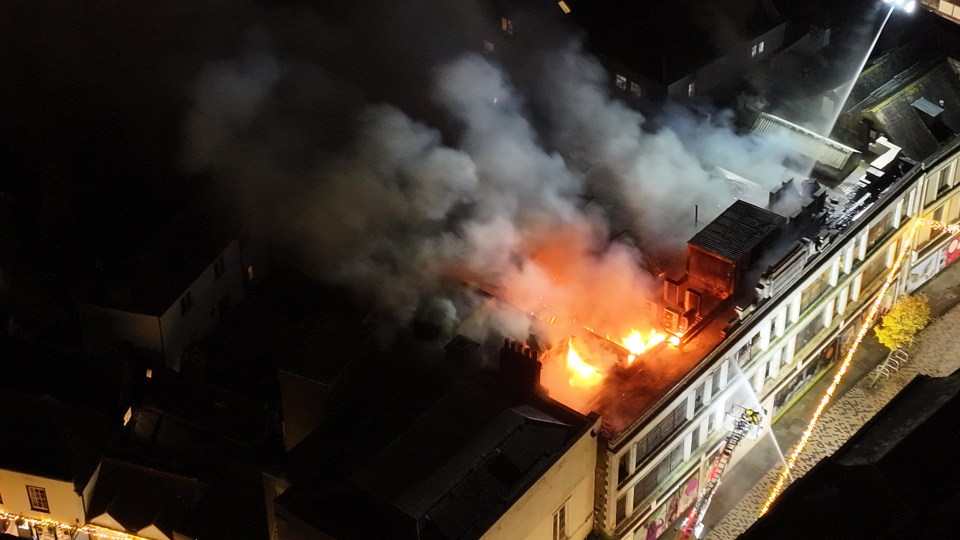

{"left": 706, "top": 297, "right": 960, "bottom": 539}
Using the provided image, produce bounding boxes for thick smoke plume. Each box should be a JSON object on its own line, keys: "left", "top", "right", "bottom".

{"left": 179, "top": 6, "right": 799, "bottom": 351}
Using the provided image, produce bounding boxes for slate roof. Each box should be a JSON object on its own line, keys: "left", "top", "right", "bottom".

{"left": 276, "top": 380, "right": 594, "bottom": 539}
{"left": 85, "top": 459, "right": 206, "bottom": 538}
{"left": 741, "top": 368, "right": 960, "bottom": 540}
{"left": 846, "top": 56, "right": 960, "bottom": 160}
{"left": 688, "top": 200, "right": 786, "bottom": 263}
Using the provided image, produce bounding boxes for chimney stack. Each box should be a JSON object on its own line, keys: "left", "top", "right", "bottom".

{"left": 499, "top": 339, "right": 542, "bottom": 397}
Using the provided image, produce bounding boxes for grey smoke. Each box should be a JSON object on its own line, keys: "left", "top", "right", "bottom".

{"left": 180, "top": 34, "right": 804, "bottom": 342}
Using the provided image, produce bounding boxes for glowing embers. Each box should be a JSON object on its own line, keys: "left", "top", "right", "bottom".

{"left": 565, "top": 338, "right": 604, "bottom": 387}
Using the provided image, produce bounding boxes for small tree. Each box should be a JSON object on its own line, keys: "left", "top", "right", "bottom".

{"left": 874, "top": 294, "right": 931, "bottom": 351}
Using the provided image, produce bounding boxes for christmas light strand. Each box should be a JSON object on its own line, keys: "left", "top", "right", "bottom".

{"left": 759, "top": 218, "right": 927, "bottom": 516}
{"left": 0, "top": 509, "right": 150, "bottom": 540}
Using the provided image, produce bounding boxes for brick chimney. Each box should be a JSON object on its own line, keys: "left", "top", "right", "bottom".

{"left": 498, "top": 339, "right": 542, "bottom": 397}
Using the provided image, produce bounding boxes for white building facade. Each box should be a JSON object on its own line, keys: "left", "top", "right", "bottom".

{"left": 599, "top": 137, "right": 960, "bottom": 539}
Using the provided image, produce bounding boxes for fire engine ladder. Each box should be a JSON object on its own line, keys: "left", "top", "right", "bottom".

{"left": 680, "top": 406, "right": 763, "bottom": 539}
{"left": 680, "top": 432, "right": 742, "bottom": 537}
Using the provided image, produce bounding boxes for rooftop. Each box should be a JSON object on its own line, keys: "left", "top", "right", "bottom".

{"left": 0, "top": 391, "right": 118, "bottom": 490}
{"left": 688, "top": 200, "right": 787, "bottom": 263}
{"left": 840, "top": 53, "right": 960, "bottom": 160}
{"left": 82, "top": 194, "right": 242, "bottom": 316}
{"left": 86, "top": 459, "right": 206, "bottom": 538}
{"left": 276, "top": 378, "right": 594, "bottom": 539}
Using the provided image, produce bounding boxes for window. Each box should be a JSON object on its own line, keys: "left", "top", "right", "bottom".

{"left": 711, "top": 367, "right": 722, "bottom": 396}
{"left": 691, "top": 423, "right": 702, "bottom": 451}
{"left": 751, "top": 44, "right": 758, "bottom": 58}
{"left": 687, "top": 82, "right": 696, "bottom": 96}
{"left": 213, "top": 257, "right": 225, "bottom": 280}
{"left": 553, "top": 501, "right": 568, "bottom": 540}
{"left": 693, "top": 382, "right": 706, "bottom": 413}
{"left": 937, "top": 167, "right": 951, "bottom": 195}
{"left": 180, "top": 292, "right": 194, "bottom": 316}
{"left": 799, "top": 268, "right": 831, "bottom": 314}
{"left": 618, "top": 453, "right": 630, "bottom": 484}
{"left": 765, "top": 356, "right": 777, "bottom": 380}
{"left": 500, "top": 17, "right": 513, "bottom": 35}
{"left": 27, "top": 486, "right": 49, "bottom": 512}
{"left": 737, "top": 333, "right": 761, "bottom": 365}
{"left": 633, "top": 403, "right": 687, "bottom": 469}
{"left": 615, "top": 74, "right": 627, "bottom": 90}
{"left": 918, "top": 205, "right": 948, "bottom": 251}
{"left": 794, "top": 310, "right": 823, "bottom": 353}
{"left": 759, "top": 40, "right": 765, "bottom": 53}
{"left": 865, "top": 212, "right": 893, "bottom": 254}
{"left": 633, "top": 445, "right": 685, "bottom": 507}
{"left": 557, "top": 0, "right": 571, "bottom": 14}
{"left": 616, "top": 495, "right": 628, "bottom": 523}
{"left": 860, "top": 253, "right": 888, "bottom": 289}
{"left": 630, "top": 81, "right": 642, "bottom": 97}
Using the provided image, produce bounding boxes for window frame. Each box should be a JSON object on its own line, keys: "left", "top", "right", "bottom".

{"left": 552, "top": 499, "right": 568, "bottom": 540}
{"left": 26, "top": 485, "right": 49, "bottom": 513}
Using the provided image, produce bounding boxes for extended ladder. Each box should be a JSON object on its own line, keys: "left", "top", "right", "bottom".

{"left": 680, "top": 406, "right": 763, "bottom": 539}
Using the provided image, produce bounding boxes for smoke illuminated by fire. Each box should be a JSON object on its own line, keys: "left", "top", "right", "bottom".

{"left": 483, "top": 224, "right": 680, "bottom": 410}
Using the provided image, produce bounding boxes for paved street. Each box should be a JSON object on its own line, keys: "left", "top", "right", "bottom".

{"left": 703, "top": 260, "right": 960, "bottom": 539}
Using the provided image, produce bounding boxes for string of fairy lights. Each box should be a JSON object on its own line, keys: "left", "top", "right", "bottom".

{"left": 1, "top": 509, "right": 150, "bottom": 540}
{"left": 759, "top": 217, "right": 951, "bottom": 515}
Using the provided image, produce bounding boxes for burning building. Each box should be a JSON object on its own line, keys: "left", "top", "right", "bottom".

{"left": 452, "top": 104, "right": 960, "bottom": 539}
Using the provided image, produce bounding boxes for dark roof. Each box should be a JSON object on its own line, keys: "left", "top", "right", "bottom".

{"left": 137, "top": 376, "right": 271, "bottom": 453}
{"left": 844, "top": 55, "right": 960, "bottom": 160}
{"left": 0, "top": 336, "right": 133, "bottom": 416}
{"left": 276, "top": 380, "right": 594, "bottom": 539}
{"left": 86, "top": 459, "right": 206, "bottom": 537}
{"left": 175, "top": 455, "right": 268, "bottom": 540}
{"left": 566, "top": 0, "right": 782, "bottom": 85}
{"left": 688, "top": 200, "right": 786, "bottom": 262}
{"left": 204, "top": 267, "right": 374, "bottom": 403}
{"left": 83, "top": 196, "right": 241, "bottom": 315}
{"left": 742, "top": 368, "right": 960, "bottom": 540}
{"left": 277, "top": 313, "right": 369, "bottom": 385}
{"left": 0, "top": 391, "right": 118, "bottom": 490}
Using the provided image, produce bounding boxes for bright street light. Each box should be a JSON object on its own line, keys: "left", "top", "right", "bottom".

{"left": 883, "top": 0, "right": 918, "bottom": 13}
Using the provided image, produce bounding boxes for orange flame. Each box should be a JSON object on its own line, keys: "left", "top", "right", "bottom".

{"left": 621, "top": 328, "right": 670, "bottom": 364}
{"left": 566, "top": 339, "right": 604, "bottom": 387}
